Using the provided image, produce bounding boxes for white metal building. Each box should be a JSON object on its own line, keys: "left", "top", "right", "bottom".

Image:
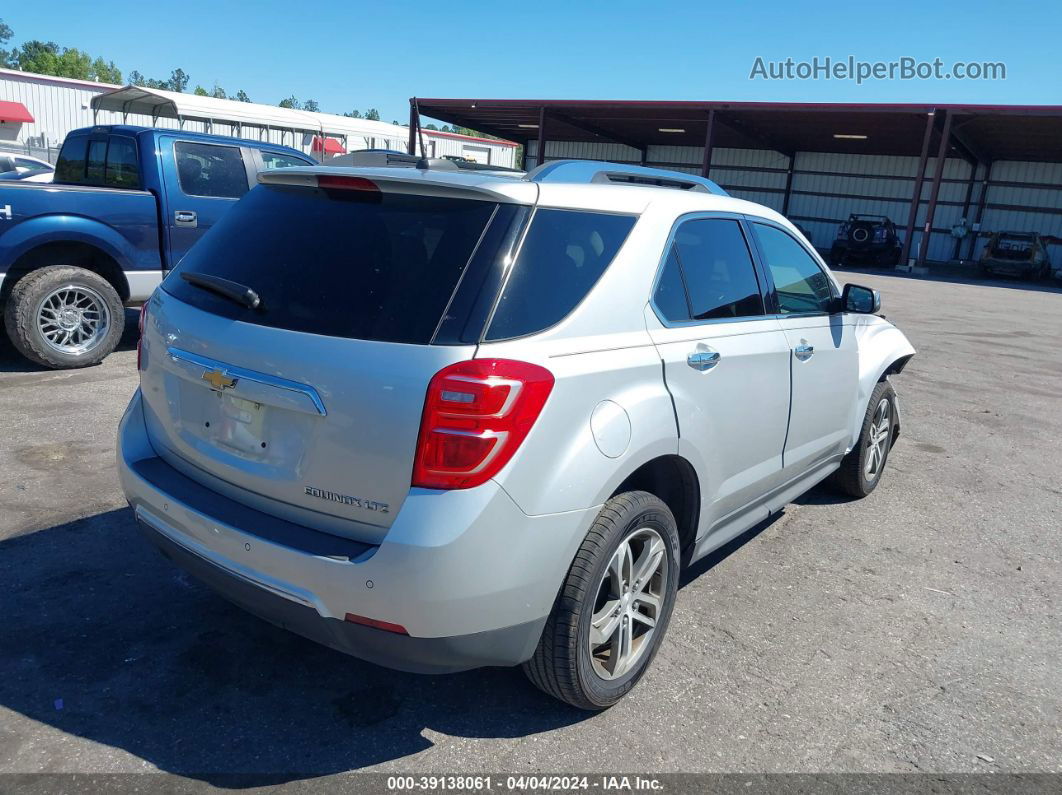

{"left": 0, "top": 68, "right": 517, "bottom": 167}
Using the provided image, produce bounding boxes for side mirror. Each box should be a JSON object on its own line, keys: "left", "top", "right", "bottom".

{"left": 842, "top": 283, "right": 881, "bottom": 314}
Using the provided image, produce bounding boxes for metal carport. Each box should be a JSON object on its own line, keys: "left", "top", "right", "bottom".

{"left": 411, "top": 98, "right": 1062, "bottom": 268}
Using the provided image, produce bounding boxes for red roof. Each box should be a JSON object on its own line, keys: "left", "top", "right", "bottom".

{"left": 0, "top": 101, "right": 34, "bottom": 124}
{"left": 312, "top": 136, "right": 346, "bottom": 154}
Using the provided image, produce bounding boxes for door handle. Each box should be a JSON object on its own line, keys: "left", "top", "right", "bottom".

{"left": 687, "top": 350, "right": 721, "bottom": 371}
{"left": 794, "top": 342, "right": 815, "bottom": 361}
{"left": 174, "top": 210, "right": 198, "bottom": 228}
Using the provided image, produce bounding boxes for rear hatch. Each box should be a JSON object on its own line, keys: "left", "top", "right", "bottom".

{"left": 139, "top": 172, "right": 531, "bottom": 544}
{"left": 991, "top": 234, "right": 1035, "bottom": 260}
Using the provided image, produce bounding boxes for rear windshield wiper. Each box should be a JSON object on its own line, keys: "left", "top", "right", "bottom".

{"left": 180, "top": 271, "right": 262, "bottom": 310}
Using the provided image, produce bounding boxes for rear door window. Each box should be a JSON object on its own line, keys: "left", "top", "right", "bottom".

{"left": 485, "top": 209, "right": 635, "bottom": 340}
{"left": 175, "top": 141, "right": 248, "bottom": 198}
{"left": 663, "top": 218, "right": 764, "bottom": 321}
{"left": 165, "top": 184, "right": 498, "bottom": 343}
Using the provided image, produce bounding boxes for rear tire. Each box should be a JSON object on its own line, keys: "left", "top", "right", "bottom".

{"left": 3, "top": 266, "right": 124, "bottom": 369}
{"left": 830, "top": 380, "right": 897, "bottom": 498}
{"left": 523, "top": 491, "right": 680, "bottom": 710}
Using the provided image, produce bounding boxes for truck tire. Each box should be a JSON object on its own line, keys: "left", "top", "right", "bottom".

{"left": 523, "top": 491, "right": 680, "bottom": 710}
{"left": 4, "top": 266, "right": 125, "bottom": 369}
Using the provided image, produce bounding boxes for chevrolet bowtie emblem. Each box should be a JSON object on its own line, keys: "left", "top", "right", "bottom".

{"left": 202, "top": 369, "right": 237, "bottom": 391}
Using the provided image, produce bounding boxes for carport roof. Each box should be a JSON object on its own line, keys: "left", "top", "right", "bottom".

{"left": 414, "top": 99, "right": 1062, "bottom": 163}
{"left": 91, "top": 86, "right": 347, "bottom": 136}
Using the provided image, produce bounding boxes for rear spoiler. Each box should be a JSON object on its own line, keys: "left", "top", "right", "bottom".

{"left": 257, "top": 168, "right": 536, "bottom": 204}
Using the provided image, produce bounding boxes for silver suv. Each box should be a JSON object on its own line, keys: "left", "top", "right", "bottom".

{"left": 118, "top": 160, "right": 915, "bottom": 710}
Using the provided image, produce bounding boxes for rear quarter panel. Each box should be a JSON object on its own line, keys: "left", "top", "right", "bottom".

{"left": 477, "top": 201, "right": 682, "bottom": 516}
{"left": 479, "top": 332, "right": 679, "bottom": 516}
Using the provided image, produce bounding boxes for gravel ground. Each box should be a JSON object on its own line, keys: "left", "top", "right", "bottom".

{"left": 0, "top": 272, "right": 1059, "bottom": 785}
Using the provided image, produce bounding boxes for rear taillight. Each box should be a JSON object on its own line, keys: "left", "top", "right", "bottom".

{"left": 136, "top": 302, "right": 149, "bottom": 371}
{"left": 412, "top": 359, "right": 555, "bottom": 490}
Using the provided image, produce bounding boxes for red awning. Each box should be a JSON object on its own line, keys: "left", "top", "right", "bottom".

{"left": 312, "top": 136, "right": 346, "bottom": 154}
{"left": 0, "top": 101, "right": 34, "bottom": 124}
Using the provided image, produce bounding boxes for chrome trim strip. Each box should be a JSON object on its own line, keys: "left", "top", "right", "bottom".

{"left": 167, "top": 347, "right": 327, "bottom": 416}
{"left": 134, "top": 505, "right": 318, "bottom": 610}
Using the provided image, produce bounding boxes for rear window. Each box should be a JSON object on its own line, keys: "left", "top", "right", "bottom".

{"left": 165, "top": 185, "right": 498, "bottom": 344}
{"left": 54, "top": 137, "right": 88, "bottom": 183}
{"left": 485, "top": 209, "right": 635, "bottom": 340}
{"left": 54, "top": 135, "right": 141, "bottom": 188}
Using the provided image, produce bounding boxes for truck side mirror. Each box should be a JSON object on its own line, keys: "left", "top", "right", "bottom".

{"left": 842, "top": 283, "right": 881, "bottom": 314}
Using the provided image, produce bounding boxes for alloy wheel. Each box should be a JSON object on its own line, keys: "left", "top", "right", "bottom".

{"left": 37, "top": 285, "right": 110, "bottom": 356}
{"left": 587, "top": 527, "right": 668, "bottom": 681}
{"left": 864, "top": 397, "right": 892, "bottom": 480}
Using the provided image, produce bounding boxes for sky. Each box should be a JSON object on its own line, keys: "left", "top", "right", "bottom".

{"left": 4, "top": 0, "right": 1061, "bottom": 126}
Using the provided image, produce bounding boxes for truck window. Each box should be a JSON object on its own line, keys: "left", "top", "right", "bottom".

{"left": 261, "top": 151, "right": 308, "bottom": 169}
{"left": 54, "top": 138, "right": 88, "bottom": 183}
{"left": 86, "top": 140, "right": 107, "bottom": 184}
{"left": 54, "top": 136, "right": 140, "bottom": 188}
{"left": 105, "top": 138, "right": 140, "bottom": 189}
{"left": 175, "top": 141, "right": 248, "bottom": 199}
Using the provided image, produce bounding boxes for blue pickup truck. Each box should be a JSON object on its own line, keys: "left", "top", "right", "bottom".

{"left": 0, "top": 125, "right": 314, "bottom": 368}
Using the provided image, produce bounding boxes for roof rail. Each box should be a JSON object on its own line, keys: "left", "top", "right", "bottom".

{"left": 526, "top": 160, "right": 728, "bottom": 195}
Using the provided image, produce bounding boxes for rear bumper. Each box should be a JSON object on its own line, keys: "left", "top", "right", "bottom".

{"left": 138, "top": 515, "right": 545, "bottom": 673}
{"left": 118, "top": 389, "right": 595, "bottom": 673}
{"left": 980, "top": 257, "right": 1039, "bottom": 275}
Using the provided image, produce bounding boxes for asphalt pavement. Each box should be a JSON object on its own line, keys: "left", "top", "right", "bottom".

{"left": 0, "top": 271, "right": 1059, "bottom": 785}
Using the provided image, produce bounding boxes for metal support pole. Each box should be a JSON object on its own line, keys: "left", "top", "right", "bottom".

{"left": 640, "top": 147, "right": 648, "bottom": 166}
{"left": 407, "top": 99, "right": 417, "bottom": 156}
{"left": 701, "top": 109, "right": 715, "bottom": 178}
{"left": 900, "top": 110, "right": 936, "bottom": 268}
{"left": 966, "top": 160, "right": 993, "bottom": 261}
{"left": 916, "top": 109, "right": 953, "bottom": 267}
{"left": 953, "top": 163, "right": 978, "bottom": 261}
{"left": 781, "top": 155, "right": 796, "bottom": 216}
{"left": 536, "top": 107, "right": 547, "bottom": 168}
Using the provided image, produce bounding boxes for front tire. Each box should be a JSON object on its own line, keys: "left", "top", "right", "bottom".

{"left": 3, "top": 266, "right": 124, "bottom": 369}
{"left": 523, "top": 491, "right": 680, "bottom": 710}
{"left": 830, "top": 380, "right": 897, "bottom": 498}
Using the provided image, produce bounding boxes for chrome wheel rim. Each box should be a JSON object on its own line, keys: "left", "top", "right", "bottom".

{"left": 864, "top": 398, "right": 892, "bottom": 480}
{"left": 37, "top": 285, "right": 110, "bottom": 356}
{"left": 587, "top": 526, "right": 668, "bottom": 681}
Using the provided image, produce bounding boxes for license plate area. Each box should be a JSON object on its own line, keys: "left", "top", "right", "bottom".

{"left": 212, "top": 393, "right": 268, "bottom": 456}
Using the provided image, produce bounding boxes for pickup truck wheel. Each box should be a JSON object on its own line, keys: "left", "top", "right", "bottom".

{"left": 523, "top": 491, "right": 680, "bottom": 710}
{"left": 830, "top": 380, "right": 897, "bottom": 498}
{"left": 4, "top": 266, "right": 124, "bottom": 369}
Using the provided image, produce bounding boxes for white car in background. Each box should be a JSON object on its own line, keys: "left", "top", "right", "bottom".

{"left": 0, "top": 154, "right": 54, "bottom": 182}
{"left": 119, "top": 159, "right": 915, "bottom": 710}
